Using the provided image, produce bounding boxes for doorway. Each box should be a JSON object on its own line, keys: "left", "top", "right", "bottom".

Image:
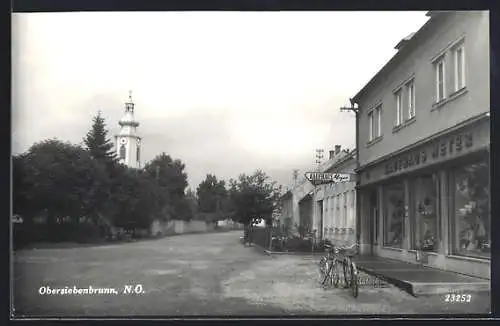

{"left": 317, "top": 200, "right": 324, "bottom": 240}
{"left": 369, "top": 189, "right": 379, "bottom": 254}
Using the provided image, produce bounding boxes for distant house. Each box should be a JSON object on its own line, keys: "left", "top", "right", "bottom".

{"left": 315, "top": 147, "right": 357, "bottom": 245}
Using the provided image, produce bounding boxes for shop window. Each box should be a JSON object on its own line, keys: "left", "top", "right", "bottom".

{"left": 411, "top": 174, "right": 439, "bottom": 252}
{"left": 383, "top": 183, "right": 405, "bottom": 248}
{"left": 452, "top": 160, "right": 490, "bottom": 259}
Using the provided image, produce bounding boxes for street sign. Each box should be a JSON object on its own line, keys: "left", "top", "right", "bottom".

{"left": 304, "top": 172, "right": 354, "bottom": 185}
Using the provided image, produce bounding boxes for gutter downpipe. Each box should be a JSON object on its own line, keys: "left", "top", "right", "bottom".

{"left": 340, "top": 100, "right": 361, "bottom": 249}
{"left": 355, "top": 106, "right": 361, "bottom": 250}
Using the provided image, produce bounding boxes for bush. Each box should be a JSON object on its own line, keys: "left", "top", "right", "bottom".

{"left": 280, "top": 236, "right": 313, "bottom": 252}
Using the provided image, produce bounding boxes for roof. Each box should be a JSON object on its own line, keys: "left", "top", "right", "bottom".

{"left": 280, "top": 190, "right": 293, "bottom": 200}
{"left": 351, "top": 11, "right": 439, "bottom": 105}
{"left": 394, "top": 32, "right": 416, "bottom": 50}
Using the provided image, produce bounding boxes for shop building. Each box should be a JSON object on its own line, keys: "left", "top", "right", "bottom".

{"left": 350, "top": 11, "right": 490, "bottom": 278}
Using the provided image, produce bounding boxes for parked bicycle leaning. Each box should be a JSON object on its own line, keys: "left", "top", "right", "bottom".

{"left": 318, "top": 240, "right": 360, "bottom": 298}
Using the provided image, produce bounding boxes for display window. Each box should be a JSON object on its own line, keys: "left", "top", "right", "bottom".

{"left": 410, "top": 174, "right": 439, "bottom": 252}
{"left": 451, "top": 159, "right": 490, "bottom": 259}
{"left": 383, "top": 182, "right": 405, "bottom": 248}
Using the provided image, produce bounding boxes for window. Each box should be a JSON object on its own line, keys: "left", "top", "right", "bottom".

{"left": 452, "top": 160, "right": 490, "bottom": 259}
{"left": 376, "top": 106, "right": 381, "bottom": 138}
{"left": 395, "top": 89, "right": 403, "bottom": 126}
{"left": 368, "top": 111, "right": 374, "bottom": 141}
{"left": 119, "top": 145, "right": 126, "bottom": 159}
{"left": 411, "top": 174, "right": 439, "bottom": 252}
{"left": 136, "top": 146, "right": 141, "bottom": 163}
{"left": 407, "top": 81, "right": 415, "bottom": 119}
{"left": 383, "top": 182, "right": 405, "bottom": 248}
{"left": 454, "top": 45, "right": 466, "bottom": 91}
{"left": 435, "top": 58, "right": 446, "bottom": 102}
{"left": 344, "top": 192, "right": 348, "bottom": 228}
{"left": 336, "top": 194, "right": 340, "bottom": 226}
{"left": 368, "top": 105, "right": 382, "bottom": 141}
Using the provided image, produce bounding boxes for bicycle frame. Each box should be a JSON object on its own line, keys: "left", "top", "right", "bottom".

{"left": 318, "top": 243, "right": 359, "bottom": 298}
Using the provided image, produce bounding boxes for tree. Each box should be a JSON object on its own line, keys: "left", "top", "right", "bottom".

{"left": 13, "top": 153, "right": 30, "bottom": 217}
{"left": 185, "top": 188, "right": 198, "bottom": 215}
{"left": 18, "top": 139, "right": 110, "bottom": 240}
{"left": 143, "top": 152, "right": 189, "bottom": 220}
{"left": 196, "top": 174, "right": 228, "bottom": 213}
{"left": 83, "top": 111, "right": 117, "bottom": 164}
{"left": 112, "top": 168, "right": 161, "bottom": 230}
{"left": 227, "top": 170, "right": 281, "bottom": 226}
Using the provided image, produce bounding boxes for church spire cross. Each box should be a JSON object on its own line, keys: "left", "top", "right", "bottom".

{"left": 125, "top": 90, "right": 135, "bottom": 113}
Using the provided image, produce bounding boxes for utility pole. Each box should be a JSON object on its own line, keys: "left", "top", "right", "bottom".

{"left": 292, "top": 169, "right": 299, "bottom": 187}
{"left": 315, "top": 149, "right": 324, "bottom": 171}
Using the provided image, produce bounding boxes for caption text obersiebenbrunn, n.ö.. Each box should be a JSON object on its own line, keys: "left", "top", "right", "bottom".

{"left": 38, "top": 284, "right": 145, "bottom": 295}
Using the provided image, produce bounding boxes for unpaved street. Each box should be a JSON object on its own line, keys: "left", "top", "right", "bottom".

{"left": 13, "top": 231, "right": 490, "bottom": 317}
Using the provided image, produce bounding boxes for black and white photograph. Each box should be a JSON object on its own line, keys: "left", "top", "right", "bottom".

{"left": 11, "top": 10, "right": 491, "bottom": 317}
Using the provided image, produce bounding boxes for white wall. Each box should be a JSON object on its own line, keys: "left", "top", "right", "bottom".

{"left": 149, "top": 219, "right": 216, "bottom": 236}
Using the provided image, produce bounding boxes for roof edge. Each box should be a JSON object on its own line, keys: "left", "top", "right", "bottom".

{"left": 352, "top": 13, "right": 436, "bottom": 104}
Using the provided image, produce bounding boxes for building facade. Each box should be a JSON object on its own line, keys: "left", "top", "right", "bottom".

{"left": 315, "top": 148, "right": 357, "bottom": 245}
{"left": 351, "top": 11, "right": 490, "bottom": 278}
{"left": 114, "top": 92, "right": 142, "bottom": 169}
{"left": 279, "top": 146, "right": 357, "bottom": 242}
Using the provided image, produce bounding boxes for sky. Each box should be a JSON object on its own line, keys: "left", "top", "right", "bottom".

{"left": 12, "top": 11, "right": 430, "bottom": 190}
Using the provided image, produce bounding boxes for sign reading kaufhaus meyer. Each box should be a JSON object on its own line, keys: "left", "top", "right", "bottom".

{"left": 360, "top": 118, "right": 489, "bottom": 186}
{"left": 304, "top": 172, "right": 355, "bottom": 186}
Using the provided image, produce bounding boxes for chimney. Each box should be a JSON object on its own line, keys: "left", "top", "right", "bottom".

{"left": 335, "top": 145, "right": 341, "bottom": 155}
{"left": 329, "top": 150, "right": 335, "bottom": 159}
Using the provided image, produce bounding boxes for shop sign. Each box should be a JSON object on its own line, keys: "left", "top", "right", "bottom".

{"left": 304, "top": 172, "right": 354, "bottom": 185}
{"left": 384, "top": 131, "right": 474, "bottom": 176}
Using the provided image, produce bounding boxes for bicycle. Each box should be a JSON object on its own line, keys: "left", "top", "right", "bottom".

{"left": 318, "top": 241, "right": 359, "bottom": 298}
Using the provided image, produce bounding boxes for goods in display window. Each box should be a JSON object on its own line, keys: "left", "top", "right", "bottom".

{"left": 384, "top": 184, "right": 405, "bottom": 248}
{"left": 453, "top": 160, "right": 490, "bottom": 258}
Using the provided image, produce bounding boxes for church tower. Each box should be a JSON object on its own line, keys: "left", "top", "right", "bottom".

{"left": 114, "top": 91, "right": 141, "bottom": 169}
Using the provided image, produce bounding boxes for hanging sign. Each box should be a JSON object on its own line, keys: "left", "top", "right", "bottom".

{"left": 304, "top": 172, "right": 354, "bottom": 185}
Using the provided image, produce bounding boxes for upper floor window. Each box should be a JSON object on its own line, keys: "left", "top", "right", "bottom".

{"left": 407, "top": 80, "right": 415, "bottom": 119}
{"left": 435, "top": 58, "right": 446, "bottom": 102}
{"left": 368, "top": 105, "right": 382, "bottom": 141}
{"left": 454, "top": 44, "right": 466, "bottom": 91}
{"left": 395, "top": 89, "right": 403, "bottom": 126}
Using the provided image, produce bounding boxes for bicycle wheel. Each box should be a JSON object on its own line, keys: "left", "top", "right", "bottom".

{"left": 320, "top": 260, "right": 333, "bottom": 288}
{"left": 343, "top": 257, "right": 352, "bottom": 288}
{"left": 344, "top": 259, "right": 359, "bottom": 298}
{"left": 332, "top": 258, "right": 341, "bottom": 288}
{"left": 317, "top": 256, "right": 327, "bottom": 285}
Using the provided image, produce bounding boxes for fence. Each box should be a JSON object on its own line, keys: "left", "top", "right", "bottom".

{"left": 250, "top": 227, "right": 273, "bottom": 249}
{"left": 248, "top": 226, "right": 325, "bottom": 252}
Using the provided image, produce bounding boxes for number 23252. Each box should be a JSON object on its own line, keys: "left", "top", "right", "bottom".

{"left": 444, "top": 294, "right": 472, "bottom": 303}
